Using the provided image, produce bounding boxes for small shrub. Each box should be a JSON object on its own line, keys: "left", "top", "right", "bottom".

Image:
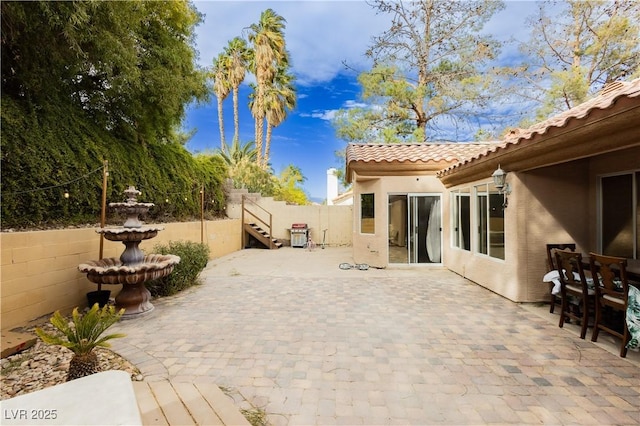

{"left": 35, "top": 304, "right": 125, "bottom": 381}
{"left": 146, "top": 241, "right": 210, "bottom": 297}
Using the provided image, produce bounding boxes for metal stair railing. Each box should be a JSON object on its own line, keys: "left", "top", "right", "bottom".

{"left": 241, "top": 195, "right": 274, "bottom": 249}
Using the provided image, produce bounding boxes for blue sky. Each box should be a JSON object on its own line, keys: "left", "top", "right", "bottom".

{"left": 182, "top": 1, "right": 542, "bottom": 201}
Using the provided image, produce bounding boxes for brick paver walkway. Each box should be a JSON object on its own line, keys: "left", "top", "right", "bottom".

{"left": 111, "top": 247, "right": 640, "bottom": 425}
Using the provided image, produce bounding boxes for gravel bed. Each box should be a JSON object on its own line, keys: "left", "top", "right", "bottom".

{"left": 1, "top": 322, "right": 141, "bottom": 400}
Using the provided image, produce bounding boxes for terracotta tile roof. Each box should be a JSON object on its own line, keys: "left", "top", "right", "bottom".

{"left": 438, "top": 78, "right": 640, "bottom": 177}
{"left": 346, "top": 142, "right": 502, "bottom": 166}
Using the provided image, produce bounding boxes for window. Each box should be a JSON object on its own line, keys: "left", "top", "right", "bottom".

{"left": 452, "top": 189, "right": 471, "bottom": 250}
{"left": 600, "top": 171, "right": 639, "bottom": 259}
{"left": 475, "top": 183, "right": 505, "bottom": 259}
{"left": 360, "top": 193, "right": 375, "bottom": 234}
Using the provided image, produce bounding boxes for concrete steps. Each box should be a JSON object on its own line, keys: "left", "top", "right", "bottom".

{"left": 133, "top": 380, "right": 250, "bottom": 426}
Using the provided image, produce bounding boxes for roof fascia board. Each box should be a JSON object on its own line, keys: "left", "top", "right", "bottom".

{"left": 439, "top": 99, "right": 640, "bottom": 187}
{"left": 347, "top": 161, "right": 446, "bottom": 182}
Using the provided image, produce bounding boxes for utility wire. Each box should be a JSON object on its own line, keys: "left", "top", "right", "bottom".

{"left": 1, "top": 165, "right": 105, "bottom": 197}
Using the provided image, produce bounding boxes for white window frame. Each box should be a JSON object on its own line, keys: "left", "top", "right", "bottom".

{"left": 451, "top": 189, "right": 471, "bottom": 251}
{"left": 474, "top": 182, "right": 505, "bottom": 260}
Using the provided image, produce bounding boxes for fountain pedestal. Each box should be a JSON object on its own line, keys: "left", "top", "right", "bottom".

{"left": 79, "top": 187, "right": 180, "bottom": 318}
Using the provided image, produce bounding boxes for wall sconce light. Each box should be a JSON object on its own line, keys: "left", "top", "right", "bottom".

{"left": 491, "top": 164, "right": 511, "bottom": 207}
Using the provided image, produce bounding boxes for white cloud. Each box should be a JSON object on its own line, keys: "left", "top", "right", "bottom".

{"left": 343, "top": 100, "right": 367, "bottom": 109}
{"left": 299, "top": 109, "right": 337, "bottom": 120}
{"left": 298, "top": 97, "right": 369, "bottom": 121}
{"left": 193, "top": 1, "right": 390, "bottom": 84}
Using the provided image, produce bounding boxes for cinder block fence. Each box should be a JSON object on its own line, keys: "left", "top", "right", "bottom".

{"left": 1, "top": 219, "right": 241, "bottom": 330}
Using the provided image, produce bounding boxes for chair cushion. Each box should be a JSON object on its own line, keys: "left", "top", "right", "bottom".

{"left": 603, "top": 294, "right": 625, "bottom": 304}
{"left": 566, "top": 284, "right": 594, "bottom": 296}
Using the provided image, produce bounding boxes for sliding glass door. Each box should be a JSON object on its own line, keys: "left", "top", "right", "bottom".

{"left": 388, "top": 194, "right": 441, "bottom": 264}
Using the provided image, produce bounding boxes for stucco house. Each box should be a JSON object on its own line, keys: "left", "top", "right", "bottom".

{"left": 346, "top": 78, "right": 640, "bottom": 303}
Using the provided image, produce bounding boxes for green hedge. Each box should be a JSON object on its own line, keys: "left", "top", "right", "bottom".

{"left": 1, "top": 97, "right": 228, "bottom": 229}
{"left": 145, "top": 241, "right": 210, "bottom": 298}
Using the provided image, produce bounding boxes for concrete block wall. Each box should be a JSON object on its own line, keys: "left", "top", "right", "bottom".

{"left": 225, "top": 195, "right": 353, "bottom": 247}
{"left": 1, "top": 219, "right": 241, "bottom": 330}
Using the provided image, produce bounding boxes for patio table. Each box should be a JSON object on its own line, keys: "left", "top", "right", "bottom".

{"left": 580, "top": 257, "right": 640, "bottom": 287}
{"left": 626, "top": 259, "right": 640, "bottom": 282}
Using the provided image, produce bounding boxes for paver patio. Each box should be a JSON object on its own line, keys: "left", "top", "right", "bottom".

{"left": 110, "top": 247, "right": 640, "bottom": 425}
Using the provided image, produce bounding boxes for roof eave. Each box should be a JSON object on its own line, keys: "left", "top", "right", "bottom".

{"left": 348, "top": 160, "right": 452, "bottom": 183}
{"left": 438, "top": 97, "right": 640, "bottom": 188}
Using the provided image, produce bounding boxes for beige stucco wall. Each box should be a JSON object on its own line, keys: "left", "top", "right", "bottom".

{"left": 351, "top": 177, "right": 384, "bottom": 267}
{"left": 442, "top": 174, "right": 519, "bottom": 301}
{"left": 444, "top": 161, "right": 593, "bottom": 302}
{"left": 226, "top": 197, "right": 353, "bottom": 247}
{"left": 351, "top": 174, "right": 446, "bottom": 268}
{"left": 1, "top": 219, "right": 241, "bottom": 330}
{"left": 349, "top": 146, "right": 638, "bottom": 303}
{"left": 517, "top": 160, "right": 591, "bottom": 302}
{"left": 445, "top": 145, "right": 640, "bottom": 303}
{"left": 350, "top": 157, "right": 622, "bottom": 302}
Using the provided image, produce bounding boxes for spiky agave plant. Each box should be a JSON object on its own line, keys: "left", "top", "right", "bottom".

{"left": 36, "top": 304, "right": 125, "bottom": 381}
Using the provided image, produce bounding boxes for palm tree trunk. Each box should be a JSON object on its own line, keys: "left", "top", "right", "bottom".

{"left": 233, "top": 87, "right": 240, "bottom": 145}
{"left": 67, "top": 351, "right": 100, "bottom": 381}
{"left": 265, "top": 121, "right": 273, "bottom": 166}
{"left": 217, "top": 98, "right": 226, "bottom": 153}
{"left": 254, "top": 86, "right": 265, "bottom": 166}
{"left": 255, "top": 115, "right": 264, "bottom": 167}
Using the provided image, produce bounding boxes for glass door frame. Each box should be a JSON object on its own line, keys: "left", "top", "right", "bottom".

{"left": 388, "top": 192, "right": 442, "bottom": 265}
{"left": 597, "top": 170, "right": 639, "bottom": 259}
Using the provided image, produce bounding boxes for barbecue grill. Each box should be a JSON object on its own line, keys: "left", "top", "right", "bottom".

{"left": 289, "top": 223, "right": 309, "bottom": 248}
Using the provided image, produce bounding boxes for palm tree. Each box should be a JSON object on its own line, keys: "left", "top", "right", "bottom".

{"left": 219, "top": 139, "right": 258, "bottom": 169}
{"left": 224, "top": 37, "right": 251, "bottom": 147}
{"left": 212, "top": 52, "right": 231, "bottom": 153}
{"left": 217, "top": 139, "right": 274, "bottom": 192}
{"left": 36, "top": 304, "right": 125, "bottom": 381}
{"left": 264, "top": 61, "right": 296, "bottom": 165}
{"left": 248, "top": 9, "right": 287, "bottom": 167}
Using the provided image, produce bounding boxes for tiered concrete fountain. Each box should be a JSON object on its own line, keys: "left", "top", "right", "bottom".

{"left": 79, "top": 186, "right": 180, "bottom": 318}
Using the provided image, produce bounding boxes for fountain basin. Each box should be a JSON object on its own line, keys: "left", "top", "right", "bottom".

{"left": 79, "top": 254, "right": 180, "bottom": 317}
{"left": 79, "top": 254, "right": 180, "bottom": 284}
{"left": 79, "top": 185, "right": 181, "bottom": 318}
{"left": 99, "top": 226, "right": 164, "bottom": 242}
{"left": 109, "top": 202, "right": 155, "bottom": 228}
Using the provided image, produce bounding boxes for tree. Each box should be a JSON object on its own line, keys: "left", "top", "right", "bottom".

{"left": 219, "top": 139, "right": 258, "bottom": 170}
{"left": 333, "top": 0, "right": 505, "bottom": 143}
{"left": 520, "top": 0, "right": 640, "bottom": 119}
{"left": 1, "top": 0, "right": 208, "bottom": 145}
{"left": 248, "top": 9, "right": 287, "bottom": 166}
{"left": 224, "top": 37, "right": 251, "bottom": 147}
{"left": 264, "top": 61, "right": 296, "bottom": 165}
{"left": 216, "top": 139, "right": 271, "bottom": 193}
{"left": 275, "top": 165, "right": 308, "bottom": 205}
{"left": 212, "top": 52, "right": 231, "bottom": 152}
